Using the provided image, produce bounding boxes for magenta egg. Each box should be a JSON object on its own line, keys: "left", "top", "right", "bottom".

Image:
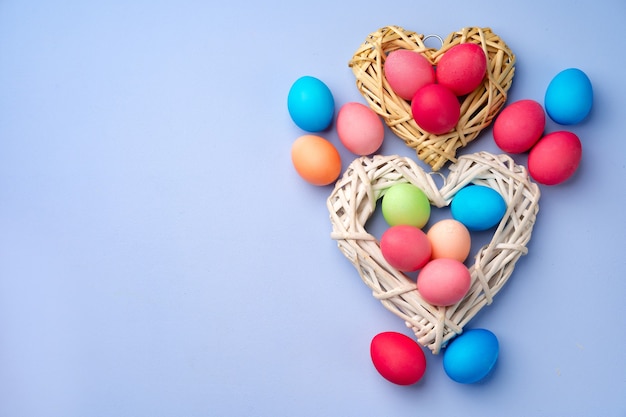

{"left": 337, "top": 102, "right": 385, "bottom": 155}
{"left": 411, "top": 84, "right": 460, "bottom": 135}
{"left": 370, "top": 332, "right": 427, "bottom": 385}
{"left": 436, "top": 43, "right": 487, "bottom": 96}
{"left": 528, "top": 131, "right": 582, "bottom": 185}
{"left": 384, "top": 50, "right": 435, "bottom": 101}
{"left": 493, "top": 99, "right": 546, "bottom": 153}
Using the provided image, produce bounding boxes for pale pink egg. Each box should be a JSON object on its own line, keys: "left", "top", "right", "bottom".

{"left": 337, "top": 102, "right": 385, "bottom": 155}
{"left": 417, "top": 258, "right": 471, "bottom": 306}
{"left": 384, "top": 50, "right": 435, "bottom": 101}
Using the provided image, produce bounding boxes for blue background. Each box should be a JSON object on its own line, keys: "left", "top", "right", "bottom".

{"left": 1, "top": 1, "right": 625, "bottom": 416}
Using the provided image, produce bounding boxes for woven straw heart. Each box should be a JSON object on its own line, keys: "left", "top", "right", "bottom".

{"left": 349, "top": 26, "right": 515, "bottom": 171}
{"left": 327, "top": 152, "right": 540, "bottom": 354}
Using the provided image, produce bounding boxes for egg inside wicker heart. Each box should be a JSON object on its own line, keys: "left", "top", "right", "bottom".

{"left": 327, "top": 152, "right": 540, "bottom": 354}
{"left": 349, "top": 26, "right": 515, "bottom": 171}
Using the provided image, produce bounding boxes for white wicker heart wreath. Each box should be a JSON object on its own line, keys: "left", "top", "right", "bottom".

{"left": 327, "top": 152, "right": 540, "bottom": 354}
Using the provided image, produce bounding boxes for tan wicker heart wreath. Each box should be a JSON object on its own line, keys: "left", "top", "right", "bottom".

{"left": 349, "top": 26, "right": 515, "bottom": 171}
{"left": 327, "top": 152, "right": 540, "bottom": 354}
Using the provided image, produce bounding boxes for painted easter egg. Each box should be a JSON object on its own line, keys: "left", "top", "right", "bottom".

{"left": 291, "top": 135, "right": 341, "bottom": 186}
{"left": 493, "top": 99, "right": 545, "bottom": 153}
{"left": 528, "top": 131, "right": 582, "bottom": 185}
{"left": 370, "top": 331, "right": 427, "bottom": 385}
{"left": 337, "top": 102, "right": 384, "bottom": 155}
{"left": 384, "top": 49, "right": 435, "bottom": 100}
{"left": 443, "top": 329, "right": 499, "bottom": 384}
{"left": 544, "top": 68, "right": 593, "bottom": 125}
{"left": 417, "top": 258, "right": 471, "bottom": 306}
{"left": 381, "top": 183, "right": 431, "bottom": 228}
{"left": 450, "top": 185, "right": 506, "bottom": 231}
{"left": 411, "top": 84, "right": 460, "bottom": 135}
{"left": 288, "top": 76, "right": 335, "bottom": 132}
{"left": 380, "top": 225, "right": 432, "bottom": 272}
{"left": 436, "top": 43, "right": 487, "bottom": 96}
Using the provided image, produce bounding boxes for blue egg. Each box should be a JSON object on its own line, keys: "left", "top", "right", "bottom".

{"left": 287, "top": 76, "right": 335, "bottom": 132}
{"left": 450, "top": 185, "right": 506, "bottom": 231}
{"left": 443, "top": 329, "right": 499, "bottom": 384}
{"left": 544, "top": 68, "right": 593, "bottom": 125}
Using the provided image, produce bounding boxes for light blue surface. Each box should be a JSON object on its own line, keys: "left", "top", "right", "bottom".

{"left": 1, "top": 1, "right": 625, "bottom": 416}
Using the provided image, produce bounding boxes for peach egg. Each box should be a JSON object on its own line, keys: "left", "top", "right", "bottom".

{"left": 291, "top": 135, "right": 342, "bottom": 186}
{"left": 426, "top": 219, "right": 471, "bottom": 262}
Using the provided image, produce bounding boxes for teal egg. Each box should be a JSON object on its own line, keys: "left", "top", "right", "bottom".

{"left": 450, "top": 185, "right": 506, "bottom": 231}
{"left": 544, "top": 68, "right": 593, "bottom": 125}
{"left": 443, "top": 329, "right": 499, "bottom": 384}
{"left": 287, "top": 76, "right": 335, "bottom": 132}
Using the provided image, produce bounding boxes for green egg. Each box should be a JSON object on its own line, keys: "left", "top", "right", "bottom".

{"left": 381, "top": 183, "right": 431, "bottom": 228}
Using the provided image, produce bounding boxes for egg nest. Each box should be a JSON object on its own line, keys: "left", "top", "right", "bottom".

{"left": 349, "top": 26, "right": 515, "bottom": 171}
{"left": 327, "top": 152, "right": 540, "bottom": 354}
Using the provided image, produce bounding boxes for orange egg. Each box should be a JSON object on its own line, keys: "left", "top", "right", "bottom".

{"left": 426, "top": 219, "right": 471, "bottom": 262}
{"left": 291, "top": 135, "right": 342, "bottom": 186}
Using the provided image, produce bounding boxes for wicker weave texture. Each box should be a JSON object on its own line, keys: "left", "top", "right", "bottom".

{"left": 349, "top": 26, "right": 515, "bottom": 171}
{"left": 327, "top": 152, "right": 540, "bottom": 354}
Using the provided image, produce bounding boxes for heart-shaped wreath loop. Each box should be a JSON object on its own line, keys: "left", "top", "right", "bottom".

{"left": 349, "top": 26, "right": 515, "bottom": 171}
{"left": 327, "top": 152, "right": 540, "bottom": 354}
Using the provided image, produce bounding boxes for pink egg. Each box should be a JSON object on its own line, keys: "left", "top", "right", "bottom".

{"left": 436, "top": 43, "right": 487, "bottom": 96}
{"left": 411, "top": 84, "right": 460, "bottom": 134}
{"left": 336, "top": 102, "right": 384, "bottom": 155}
{"left": 426, "top": 219, "right": 471, "bottom": 262}
{"left": 380, "top": 225, "right": 432, "bottom": 272}
{"left": 493, "top": 100, "right": 546, "bottom": 153}
{"left": 417, "top": 258, "right": 471, "bottom": 306}
{"left": 384, "top": 50, "right": 436, "bottom": 101}
{"left": 528, "top": 131, "right": 582, "bottom": 185}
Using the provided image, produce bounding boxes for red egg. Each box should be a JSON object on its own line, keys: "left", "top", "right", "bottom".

{"left": 370, "top": 332, "right": 427, "bottom": 385}
{"left": 411, "top": 84, "right": 460, "bottom": 135}
{"left": 417, "top": 258, "right": 471, "bottom": 306}
{"left": 436, "top": 43, "right": 487, "bottom": 96}
{"left": 528, "top": 131, "right": 582, "bottom": 185}
{"left": 493, "top": 100, "right": 546, "bottom": 153}
{"left": 384, "top": 50, "right": 436, "bottom": 101}
{"left": 380, "top": 225, "right": 432, "bottom": 272}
